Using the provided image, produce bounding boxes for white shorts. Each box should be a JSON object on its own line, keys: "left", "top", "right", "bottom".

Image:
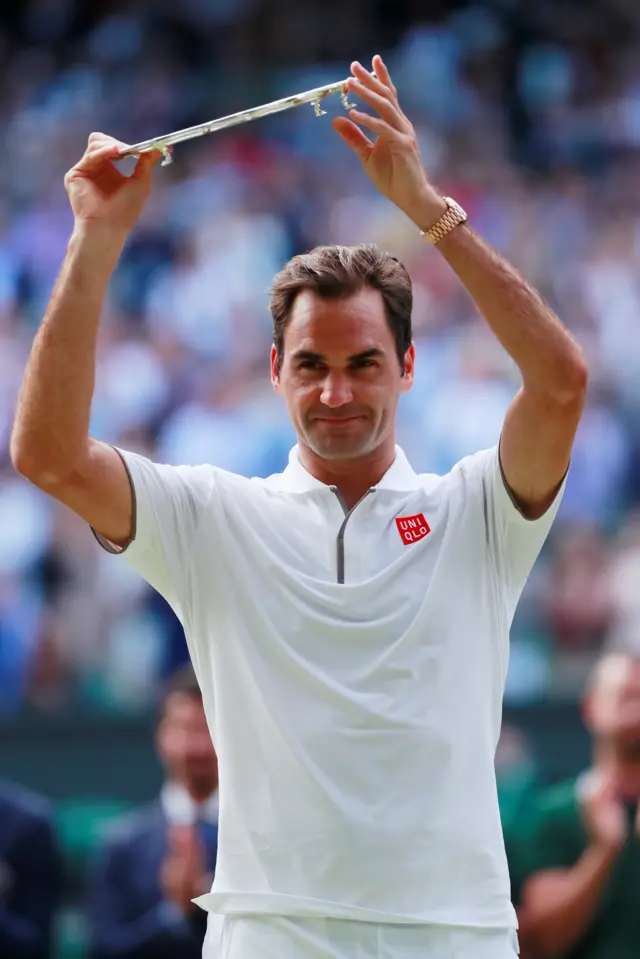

{"left": 203, "top": 914, "right": 519, "bottom": 958}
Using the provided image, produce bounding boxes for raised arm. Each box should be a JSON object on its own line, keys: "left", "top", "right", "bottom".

{"left": 10, "top": 134, "right": 161, "bottom": 546}
{"left": 335, "top": 55, "right": 587, "bottom": 518}
{"left": 416, "top": 215, "right": 586, "bottom": 519}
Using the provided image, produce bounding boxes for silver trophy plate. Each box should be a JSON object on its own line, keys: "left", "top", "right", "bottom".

{"left": 116, "top": 78, "right": 356, "bottom": 166}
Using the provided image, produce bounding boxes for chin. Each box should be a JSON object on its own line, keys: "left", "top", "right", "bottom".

{"left": 305, "top": 426, "right": 378, "bottom": 460}
{"left": 187, "top": 769, "right": 217, "bottom": 790}
{"left": 312, "top": 438, "right": 375, "bottom": 460}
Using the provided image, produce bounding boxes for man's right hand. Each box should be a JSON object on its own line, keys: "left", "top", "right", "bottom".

{"left": 64, "top": 133, "right": 161, "bottom": 232}
{"left": 160, "top": 825, "right": 207, "bottom": 914}
{"left": 581, "top": 771, "right": 628, "bottom": 854}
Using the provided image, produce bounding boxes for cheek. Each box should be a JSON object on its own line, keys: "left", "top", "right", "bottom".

{"left": 281, "top": 378, "right": 317, "bottom": 411}
{"left": 364, "top": 378, "right": 397, "bottom": 409}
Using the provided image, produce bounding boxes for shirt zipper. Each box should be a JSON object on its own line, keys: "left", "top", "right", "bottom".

{"left": 330, "top": 487, "right": 375, "bottom": 584}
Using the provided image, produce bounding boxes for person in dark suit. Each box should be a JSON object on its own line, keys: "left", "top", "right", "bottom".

{"left": 0, "top": 779, "right": 62, "bottom": 959}
{"left": 87, "top": 666, "right": 219, "bottom": 958}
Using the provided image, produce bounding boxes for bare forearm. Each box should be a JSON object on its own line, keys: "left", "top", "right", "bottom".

{"left": 11, "top": 224, "right": 127, "bottom": 482}
{"left": 414, "top": 196, "right": 586, "bottom": 399}
{"left": 521, "top": 846, "right": 618, "bottom": 957}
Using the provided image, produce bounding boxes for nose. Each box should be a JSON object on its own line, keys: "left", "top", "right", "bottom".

{"left": 320, "top": 371, "right": 353, "bottom": 408}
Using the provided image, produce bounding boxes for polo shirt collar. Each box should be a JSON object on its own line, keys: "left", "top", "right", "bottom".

{"left": 279, "top": 445, "right": 421, "bottom": 493}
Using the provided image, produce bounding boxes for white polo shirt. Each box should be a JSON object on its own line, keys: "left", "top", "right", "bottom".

{"left": 101, "top": 443, "right": 563, "bottom": 929}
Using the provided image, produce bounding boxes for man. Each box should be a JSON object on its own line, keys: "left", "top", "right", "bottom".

{"left": 87, "top": 665, "right": 218, "bottom": 958}
{"left": 0, "top": 779, "right": 62, "bottom": 959}
{"left": 11, "top": 55, "right": 586, "bottom": 958}
{"left": 517, "top": 653, "right": 640, "bottom": 958}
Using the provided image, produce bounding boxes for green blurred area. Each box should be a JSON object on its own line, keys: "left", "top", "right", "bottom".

{"left": 55, "top": 799, "right": 135, "bottom": 959}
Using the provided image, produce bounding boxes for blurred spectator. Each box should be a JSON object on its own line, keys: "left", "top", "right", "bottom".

{"left": 606, "top": 513, "right": 640, "bottom": 656}
{"left": 496, "top": 725, "right": 541, "bottom": 904}
{"left": 0, "top": 778, "right": 62, "bottom": 959}
{"left": 86, "top": 666, "right": 218, "bottom": 959}
{"left": 517, "top": 653, "right": 640, "bottom": 958}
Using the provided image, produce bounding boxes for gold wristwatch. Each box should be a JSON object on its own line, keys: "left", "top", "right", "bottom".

{"left": 420, "top": 197, "right": 468, "bottom": 245}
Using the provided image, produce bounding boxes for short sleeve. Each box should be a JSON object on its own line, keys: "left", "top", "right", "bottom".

{"left": 464, "top": 445, "right": 566, "bottom": 626}
{"left": 93, "top": 448, "right": 215, "bottom": 621}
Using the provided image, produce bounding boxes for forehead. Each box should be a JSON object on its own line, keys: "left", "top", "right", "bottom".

{"left": 284, "top": 287, "right": 395, "bottom": 357}
{"left": 596, "top": 661, "right": 640, "bottom": 708}
{"left": 164, "top": 692, "right": 206, "bottom": 722}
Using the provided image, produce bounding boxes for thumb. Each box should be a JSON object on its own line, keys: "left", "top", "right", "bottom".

{"left": 332, "top": 116, "right": 372, "bottom": 163}
{"left": 131, "top": 149, "right": 164, "bottom": 182}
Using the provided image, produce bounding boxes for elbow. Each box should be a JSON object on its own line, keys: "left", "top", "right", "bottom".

{"left": 10, "top": 435, "right": 42, "bottom": 484}
{"left": 568, "top": 347, "right": 589, "bottom": 398}
{"left": 523, "top": 345, "right": 588, "bottom": 407}
{"left": 545, "top": 347, "right": 589, "bottom": 406}
{"left": 10, "top": 434, "right": 70, "bottom": 490}
{"left": 559, "top": 346, "right": 589, "bottom": 404}
{"left": 10, "top": 433, "right": 37, "bottom": 481}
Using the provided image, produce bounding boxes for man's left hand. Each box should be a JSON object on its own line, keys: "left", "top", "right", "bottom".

{"left": 333, "top": 55, "right": 444, "bottom": 226}
{"left": 161, "top": 824, "right": 208, "bottom": 913}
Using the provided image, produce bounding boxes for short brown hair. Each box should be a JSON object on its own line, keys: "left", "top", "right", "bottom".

{"left": 269, "top": 244, "right": 413, "bottom": 373}
{"left": 160, "top": 664, "right": 201, "bottom": 712}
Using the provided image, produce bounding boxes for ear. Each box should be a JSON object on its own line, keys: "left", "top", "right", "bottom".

{"left": 399, "top": 343, "right": 415, "bottom": 394}
{"left": 270, "top": 345, "right": 281, "bottom": 392}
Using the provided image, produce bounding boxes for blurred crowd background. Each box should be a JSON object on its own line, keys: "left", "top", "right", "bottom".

{"left": 2, "top": 0, "right": 640, "bottom": 957}
{"left": 3, "top": 0, "right": 640, "bottom": 717}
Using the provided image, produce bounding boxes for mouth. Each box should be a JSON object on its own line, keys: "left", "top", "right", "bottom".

{"left": 313, "top": 415, "right": 366, "bottom": 424}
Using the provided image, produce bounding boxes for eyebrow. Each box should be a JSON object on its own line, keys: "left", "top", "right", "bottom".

{"left": 291, "top": 348, "right": 385, "bottom": 364}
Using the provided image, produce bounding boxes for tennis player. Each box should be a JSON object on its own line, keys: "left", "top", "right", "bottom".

{"left": 12, "top": 56, "right": 586, "bottom": 958}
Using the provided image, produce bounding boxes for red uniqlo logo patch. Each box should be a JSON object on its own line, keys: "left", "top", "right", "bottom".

{"left": 396, "top": 513, "right": 431, "bottom": 545}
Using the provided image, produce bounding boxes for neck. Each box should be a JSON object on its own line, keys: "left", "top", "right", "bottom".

{"left": 298, "top": 437, "right": 396, "bottom": 510}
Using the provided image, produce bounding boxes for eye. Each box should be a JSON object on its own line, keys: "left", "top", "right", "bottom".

{"left": 298, "top": 359, "right": 324, "bottom": 371}
{"left": 351, "top": 358, "right": 379, "bottom": 370}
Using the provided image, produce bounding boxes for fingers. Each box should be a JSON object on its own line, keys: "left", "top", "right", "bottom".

{"left": 72, "top": 133, "right": 129, "bottom": 175}
{"left": 66, "top": 133, "right": 161, "bottom": 191}
{"left": 76, "top": 143, "right": 120, "bottom": 170}
{"left": 350, "top": 61, "right": 397, "bottom": 105}
{"left": 349, "top": 56, "right": 401, "bottom": 107}
{"left": 371, "top": 54, "right": 397, "bottom": 99}
{"left": 86, "top": 132, "right": 129, "bottom": 155}
{"left": 346, "top": 78, "right": 409, "bottom": 133}
{"left": 331, "top": 116, "right": 373, "bottom": 161}
{"left": 347, "top": 109, "right": 405, "bottom": 142}
{"left": 168, "top": 825, "right": 200, "bottom": 859}
{"left": 131, "top": 149, "right": 164, "bottom": 181}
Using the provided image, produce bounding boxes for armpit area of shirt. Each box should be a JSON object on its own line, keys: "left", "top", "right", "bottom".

{"left": 90, "top": 446, "right": 137, "bottom": 555}
{"left": 91, "top": 527, "right": 130, "bottom": 554}
{"left": 496, "top": 440, "right": 568, "bottom": 524}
